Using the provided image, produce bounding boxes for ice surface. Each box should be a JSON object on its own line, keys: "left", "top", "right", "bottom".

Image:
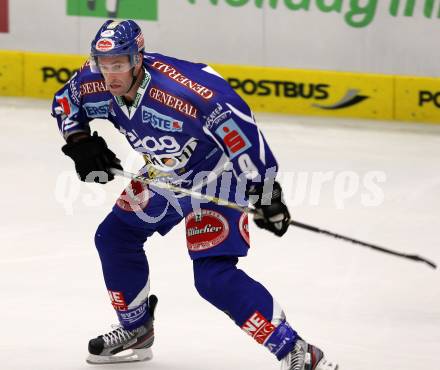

{"left": 0, "top": 97, "right": 439, "bottom": 370}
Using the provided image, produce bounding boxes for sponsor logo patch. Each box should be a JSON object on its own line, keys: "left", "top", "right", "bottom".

{"left": 101, "top": 30, "right": 115, "bottom": 37}
{"left": 149, "top": 86, "right": 198, "bottom": 118}
{"left": 151, "top": 61, "right": 214, "bottom": 100}
{"left": 80, "top": 80, "right": 108, "bottom": 96}
{"left": 215, "top": 118, "right": 252, "bottom": 159}
{"left": 241, "top": 311, "right": 275, "bottom": 344}
{"left": 118, "top": 302, "right": 148, "bottom": 325}
{"left": 55, "top": 90, "right": 79, "bottom": 118}
{"left": 108, "top": 290, "right": 128, "bottom": 311}
{"left": 265, "top": 321, "right": 295, "bottom": 356}
{"left": 96, "top": 38, "right": 115, "bottom": 52}
{"left": 116, "top": 180, "right": 150, "bottom": 212}
{"left": 185, "top": 209, "right": 229, "bottom": 251}
{"left": 84, "top": 100, "right": 111, "bottom": 118}
{"left": 119, "top": 127, "right": 182, "bottom": 155}
{"left": 69, "top": 73, "right": 81, "bottom": 105}
{"left": 239, "top": 213, "right": 250, "bottom": 245}
{"left": 204, "top": 102, "right": 232, "bottom": 129}
{"left": 56, "top": 96, "right": 71, "bottom": 116}
{"left": 144, "top": 137, "right": 197, "bottom": 171}
{"left": 142, "top": 106, "right": 183, "bottom": 132}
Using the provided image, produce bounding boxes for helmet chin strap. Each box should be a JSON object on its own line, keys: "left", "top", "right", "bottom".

{"left": 124, "top": 67, "right": 139, "bottom": 95}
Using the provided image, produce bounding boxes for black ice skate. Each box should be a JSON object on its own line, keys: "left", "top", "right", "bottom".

{"left": 86, "top": 295, "right": 158, "bottom": 364}
{"left": 280, "top": 339, "right": 338, "bottom": 370}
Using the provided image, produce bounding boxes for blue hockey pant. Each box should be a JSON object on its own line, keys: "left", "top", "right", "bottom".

{"left": 94, "top": 180, "right": 298, "bottom": 359}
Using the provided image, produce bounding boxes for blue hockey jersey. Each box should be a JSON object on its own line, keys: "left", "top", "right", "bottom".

{"left": 52, "top": 53, "right": 278, "bottom": 197}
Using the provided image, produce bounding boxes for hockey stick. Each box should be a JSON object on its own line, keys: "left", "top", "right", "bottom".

{"left": 111, "top": 169, "right": 437, "bottom": 269}
{"left": 288, "top": 220, "right": 436, "bottom": 269}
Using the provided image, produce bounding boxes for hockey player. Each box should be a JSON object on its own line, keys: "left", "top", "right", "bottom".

{"left": 52, "top": 20, "right": 338, "bottom": 370}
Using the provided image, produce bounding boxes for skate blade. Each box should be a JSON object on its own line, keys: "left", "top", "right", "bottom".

{"left": 86, "top": 347, "right": 153, "bottom": 365}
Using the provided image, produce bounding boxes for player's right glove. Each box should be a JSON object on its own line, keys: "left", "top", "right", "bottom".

{"left": 247, "top": 181, "right": 291, "bottom": 237}
{"left": 62, "top": 132, "right": 123, "bottom": 184}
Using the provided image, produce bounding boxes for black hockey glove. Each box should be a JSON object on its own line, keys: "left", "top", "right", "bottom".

{"left": 61, "top": 132, "right": 123, "bottom": 184}
{"left": 247, "top": 181, "right": 291, "bottom": 237}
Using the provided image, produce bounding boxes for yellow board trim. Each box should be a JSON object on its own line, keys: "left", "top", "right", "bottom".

{"left": 0, "top": 51, "right": 24, "bottom": 96}
{"left": 395, "top": 77, "right": 440, "bottom": 124}
{"left": 23, "top": 52, "right": 86, "bottom": 98}
{"left": 0, "top": 50, "right": 439, "bottom": 124}
{"left": 211, "top": 64, "right": 394, "bottom": 120}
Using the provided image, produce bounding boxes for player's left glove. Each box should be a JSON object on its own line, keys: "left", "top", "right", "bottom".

{"left": 247, "top": 181, "right": 291, "bottom": 237}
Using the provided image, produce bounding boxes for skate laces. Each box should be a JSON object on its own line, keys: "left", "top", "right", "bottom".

{"left": 102, "top": 325, "right": 134, "bottom": 346}
{"left": 283, "top": 340, "right": 306, "bottom": 370}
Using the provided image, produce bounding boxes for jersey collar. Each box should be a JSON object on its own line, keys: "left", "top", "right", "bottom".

{"left": 114, "top": 67, "right": 151, "bottom": 119}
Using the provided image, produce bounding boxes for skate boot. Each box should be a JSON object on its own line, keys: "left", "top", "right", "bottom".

{"left": 86, "top": 295, "right": 158, "bottom": 364}
{"left": 280, "top": 339, "right": 338, "bottom": 370}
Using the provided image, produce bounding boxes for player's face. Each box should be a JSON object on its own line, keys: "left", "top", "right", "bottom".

{"left": 97, "top": 55, "right": 135, "bottom": 96}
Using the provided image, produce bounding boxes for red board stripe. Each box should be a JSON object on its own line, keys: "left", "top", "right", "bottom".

{"left": 0, "top": 0, "right": 9, "bottom": 33}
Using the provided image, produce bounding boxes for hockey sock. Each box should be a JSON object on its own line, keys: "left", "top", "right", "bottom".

{"left": 193, "top": 256, "right": 298, "bottom": 358}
